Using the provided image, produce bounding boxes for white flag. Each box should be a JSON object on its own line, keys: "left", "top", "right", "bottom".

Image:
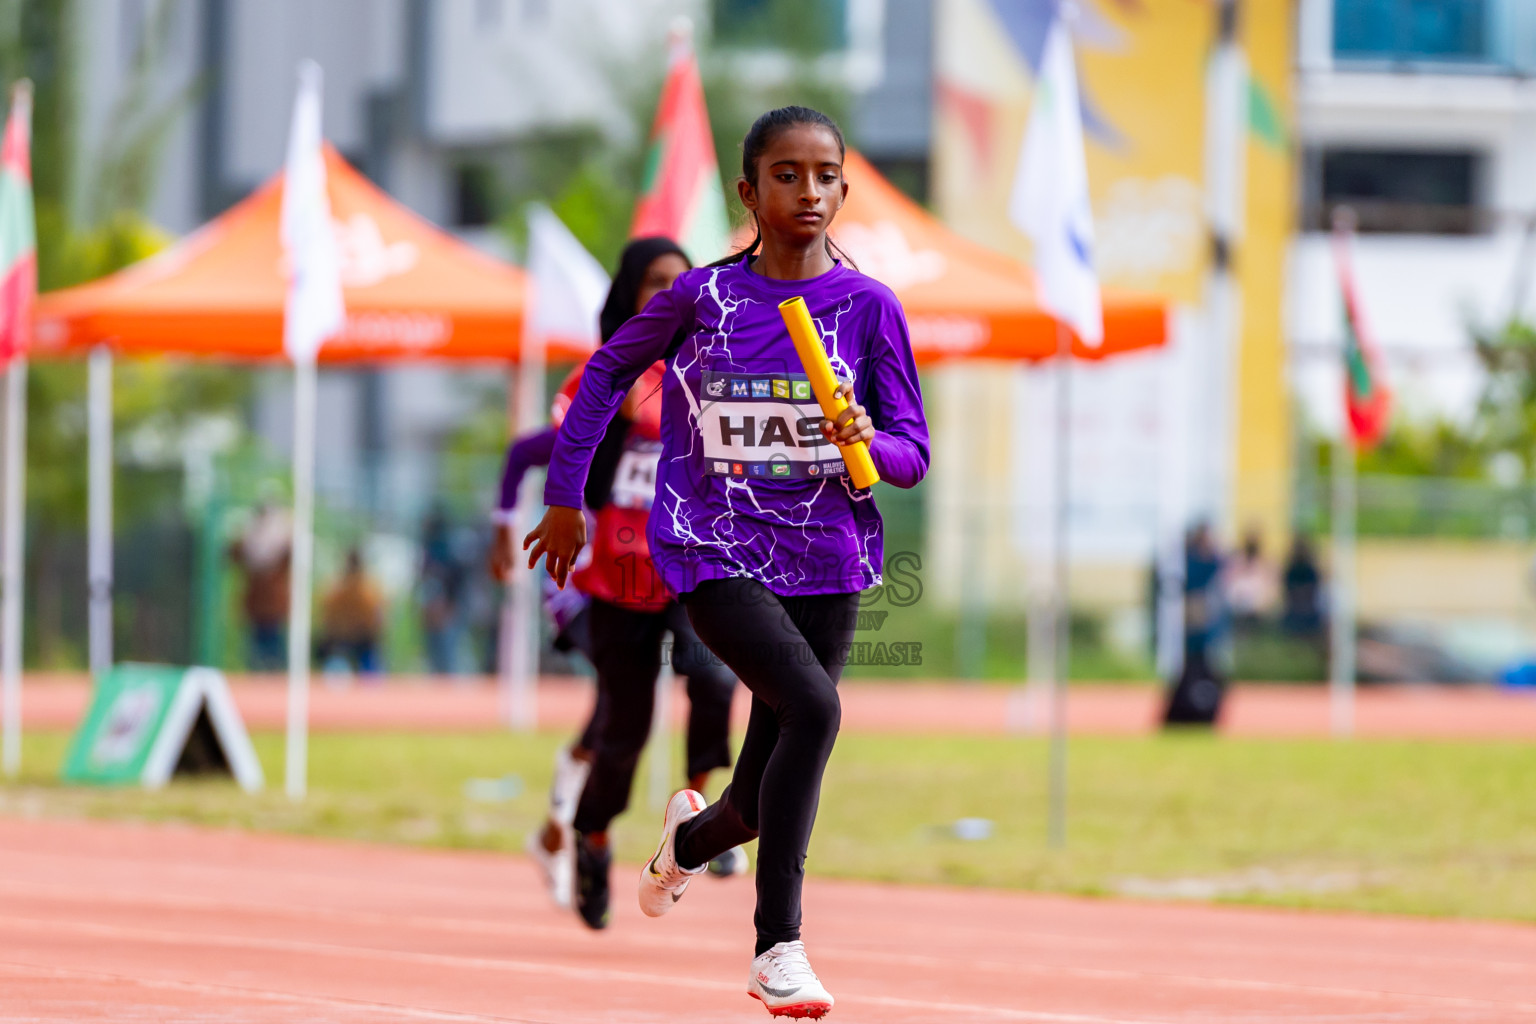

{"left": 1009, "top": 19, "right": 1103, "bottom": 348}
{"left": 281, "top": 61, "right": 345, "bottom": 364}
{"left": 526, "top": 204, "right": 610, "bottom": 350}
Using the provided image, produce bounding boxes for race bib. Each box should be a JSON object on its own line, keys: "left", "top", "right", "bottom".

{"left": 610, "top": 440, "right": 662, "bottom": 510}
{"left": 697, "top": 370, "right": 848, "bottom": 481}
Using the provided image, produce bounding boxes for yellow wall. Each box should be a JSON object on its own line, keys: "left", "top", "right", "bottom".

{"left": 933, "top": 0, "right": 1297, "bottom": 556}
{"left": 1232, "top": 0, "right": 1296, "bottom": 554}
{"left": 1354, "top": 540, "right": 1536, "bottom": 622}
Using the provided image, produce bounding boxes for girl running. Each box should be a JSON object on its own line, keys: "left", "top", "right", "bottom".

{"left": 525, "top": 107, "right": 929, "bottom": 1018}
{"left": 491, "top": 237, "right": 744, "bottom": 926}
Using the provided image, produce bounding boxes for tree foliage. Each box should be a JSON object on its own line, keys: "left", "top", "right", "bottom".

{"left": 1469, "top": 318, "right": 1536, "bottom": 479}
{"left": 0, "top": 0, "right": 246, "bottom": 665}
{"left": 494, "top": 22, "right": 856, "bottom": 272}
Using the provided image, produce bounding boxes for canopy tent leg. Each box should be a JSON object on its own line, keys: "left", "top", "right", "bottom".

{"left": 1, "top": 357, "right": 27, "bottom": 777}
{"left": 88, "top": 347, "right": 113, "bottom": 677}
{"left": 1047, "top": 325, "right": 1072, "bottom": 850}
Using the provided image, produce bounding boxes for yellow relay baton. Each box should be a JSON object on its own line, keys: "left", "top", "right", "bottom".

{"left": 778, "top": 296, "right": 880, "bottom": 490}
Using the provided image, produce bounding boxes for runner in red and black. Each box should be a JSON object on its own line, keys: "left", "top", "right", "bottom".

{"left": 491, "top": 238, "right": 745, "bottom": 929}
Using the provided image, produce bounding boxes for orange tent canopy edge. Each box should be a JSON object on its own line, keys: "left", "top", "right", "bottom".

{"left": 828, "top": 150, "right": 1166, "bottom": 363}
{"left": 31, "top": 149, "right": 595, "bottom": 364}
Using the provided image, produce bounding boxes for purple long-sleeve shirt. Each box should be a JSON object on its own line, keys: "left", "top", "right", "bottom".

{"left": 494, "top": 427, "right": 559, "bottom": 523}
{"left": 545, "top": 257, "right": 929, "bottom": 597}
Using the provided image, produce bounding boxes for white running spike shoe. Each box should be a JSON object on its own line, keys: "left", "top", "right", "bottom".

{"left": 747, "top": 941, "right": 834, "bottom": 1019}
{"left": 637, "top": 789, "right": 706, "bottom": 918}
{"left": 527, "top": 747, "right": 590, "bottom": 910}
{"left": 525, "top": 828, "right": 574, "bottom": 909}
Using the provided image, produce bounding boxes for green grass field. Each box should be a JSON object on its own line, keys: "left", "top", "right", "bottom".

{"left": 5, "top": 729, "right": 1535, "bottom": 923}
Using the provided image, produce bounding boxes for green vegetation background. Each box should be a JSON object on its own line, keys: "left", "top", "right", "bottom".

{"left": 10, "top": 726, "right": 1536, "bottom": 923}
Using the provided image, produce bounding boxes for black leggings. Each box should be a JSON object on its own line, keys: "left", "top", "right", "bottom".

{"left": 673, "top": 577, "right": 860, "bottom": 954}
{"left": 571, "top": 599, "right": 737, "bottom": 835}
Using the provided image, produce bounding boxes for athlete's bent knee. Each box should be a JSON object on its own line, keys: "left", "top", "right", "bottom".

{"left": 791, "top": 681, "right": 841, "bottom": 741}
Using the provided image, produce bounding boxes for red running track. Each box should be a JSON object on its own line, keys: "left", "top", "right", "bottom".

{"left": 16, "top": 674, "right": 1536, "bottom": 739}
{"left": 1, "top": 817, "right": 1534, "bottom": 1022}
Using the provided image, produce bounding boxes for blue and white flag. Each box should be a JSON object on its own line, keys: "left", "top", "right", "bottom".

{"left": 1009, "top": 18, "right": 1103, "bottom": 348}
{"left": 281, "top": 61, "right": 345, "bottom": 365}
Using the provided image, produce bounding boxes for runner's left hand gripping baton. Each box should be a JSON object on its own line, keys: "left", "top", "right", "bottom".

{"left": 778, "top": 296, "right": 880, "bottom": 490}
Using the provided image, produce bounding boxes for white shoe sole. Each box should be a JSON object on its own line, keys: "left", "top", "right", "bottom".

{"left": 749, "top": 990, "right": 834, "bottom": 1019}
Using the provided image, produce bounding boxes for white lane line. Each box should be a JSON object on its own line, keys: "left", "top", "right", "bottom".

{"left": 0, "top": 959, "right": 550, "bottom": 1023}
{"left": 4, "top": 840, "right": 1534, "bottom": 978}
{"left": 4, "top": 851, "right": 1533, "bottom": 979}
{"left": 2, "top": 877, "right": 1532, "bottom": 1013}
{"left": 0, "top": 915, "right": 1167, "bottom": 1024}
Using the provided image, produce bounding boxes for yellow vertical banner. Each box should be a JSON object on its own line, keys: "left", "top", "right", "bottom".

{"left": 932, "top": 0, "right": 1295, "bottom": 556}
{"left": 1233, "top": 1, "right": 1296, "bottom": 550}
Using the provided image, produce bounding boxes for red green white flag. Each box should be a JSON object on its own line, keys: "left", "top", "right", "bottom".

{"left": 630, "top": 26, "right": 729, "bottom": 265}
{"left": 0, "top": 82, "right": 33, "bottom": 365}
{"left": 1331, "top": 219, "right": 1390, "bottom": 449}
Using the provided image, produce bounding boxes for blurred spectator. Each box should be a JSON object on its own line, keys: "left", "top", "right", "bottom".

{"left": 1226, "top": 529, "right": 1279, "bottom": 627}
{"left": 1164, "top": 522, "right": 1229, "bottom": 726}
{"left": 227, "top": 502, "right": 292, "bottom": 671}
{"left": 420, "top": 506, "right": 467, "bottom": 674}
{"left": 459, "top": 524, "right": 502, "bottom": 674}
{"left": 1282, "top": 537, "right": 1324, "bottom": 636}
{"left": 319, "top": 547, "right": 385, "bottom": 676}
{"left": 1183, "top": 523, "right": 1228, "bottom": 664}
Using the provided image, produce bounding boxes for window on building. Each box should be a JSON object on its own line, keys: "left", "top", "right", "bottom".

{"left": 453, "top": 164, "right": 499, "bottom": 228}
{"left": 713, "top": 0, "right": 848, "bottom": 53}
{"left": 1333, "top": 0, "right": 1490, "bottom": 63}
{"left": 1304, "top": 148, "right": 1484, "bottom": 233}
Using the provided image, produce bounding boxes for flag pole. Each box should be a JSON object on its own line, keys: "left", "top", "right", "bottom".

{"left": 0, "top": 80, "right": 33, "bottom": 779}
{"left": 505, "top": 231, "right": 545, "bottom": 733}
{"left": 648, "top": 637, "right": 675, "bottom": 810}
{"left": 280, "top": 60, "right": 344, "bottom": 800}
{"left": 1048, "top": 320, "right": 1071, "bottom": 849}
{"left": 1, "top": 355, "right": 26, "bottom": 777}
{"left": 1006, "top": 13, "right": 1101, "bottom": 844}
{"left": 1329, "top": 431, "right": 1356, "bottom": 737}
{"left": 1328, "top": 204, "right": 1379, "bottom": 741}
{"left": 285, "top": 356, "right": 316, "bottom": 799}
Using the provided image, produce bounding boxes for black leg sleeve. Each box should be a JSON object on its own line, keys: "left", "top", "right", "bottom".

{"left": 570, "top": 600, "right": 668, "bottom": 835}
{"left": 666, "top": 600, "right": 737, "bottom": 780}
{"left": 674, "top": 578, "right": 859, "bottom": 950}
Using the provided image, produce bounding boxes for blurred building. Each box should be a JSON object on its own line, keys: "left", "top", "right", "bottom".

{"left": 922, "top": 0, "right": 1295, "bottom": 632}
{"left": 72, "top": 0, "right": 896, "bottom": 525}
{"left": 1289, "top": 0, "right": 1536, "bottom": 434}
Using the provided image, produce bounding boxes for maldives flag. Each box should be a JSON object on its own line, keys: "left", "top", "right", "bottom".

{"left": 1331, "top": 218, "right": 1390, "bottom": 449}
{"left": 0, "top": 82, "right": 33, "bottom": 365}
{"left": 630, "top": 28, "right": 729, "bottom": 265}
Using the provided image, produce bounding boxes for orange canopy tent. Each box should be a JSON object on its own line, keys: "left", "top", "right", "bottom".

{"left": 828, "top": 151, "right": 1165, "bottom": 362}
{"left": 33, "top": 148, "right": 594, "bottom": 363}
{"left": 35, "top": 146, "right": 1166, "bottom": 367}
